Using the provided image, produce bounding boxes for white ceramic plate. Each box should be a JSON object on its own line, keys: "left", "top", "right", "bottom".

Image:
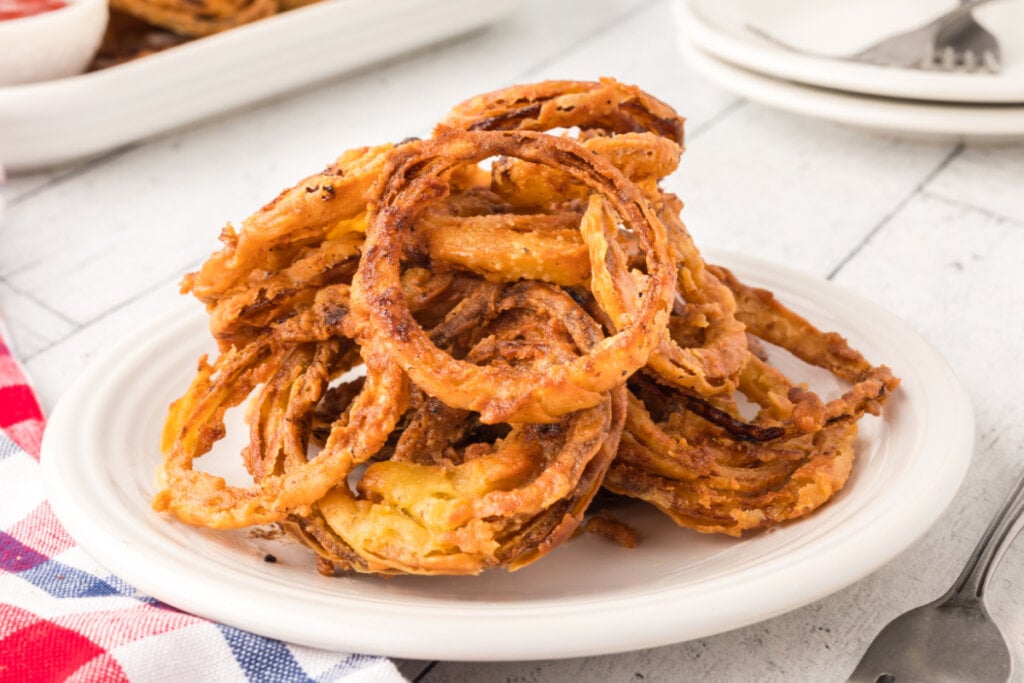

{"left": 677, "top": 33, "right": 1024, "bottom": 141}
{"left": 0, "top": 0, "right": 517, "bottom": 172}
{"left": 679, "top": 0, "right": 1024, "bottom": 104}
{"left": 41, "top": 250, "right": 973, "bottom": 661}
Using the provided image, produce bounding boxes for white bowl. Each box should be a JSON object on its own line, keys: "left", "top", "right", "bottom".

{"left": 0, "top": 0, "right": 109, "bottom": 86}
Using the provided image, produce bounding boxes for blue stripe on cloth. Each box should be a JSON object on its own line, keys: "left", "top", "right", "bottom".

{"left": 0, "top": 431, "right": 20, "bottom": 461}
{"left": 0, "top": 530, "right": 51, "bottom": 572}
{"left": 17, "top": 559, "right": 123, "bottom": 598}
{"left": 217, "top": 624, "right": 316, "bottom": 683}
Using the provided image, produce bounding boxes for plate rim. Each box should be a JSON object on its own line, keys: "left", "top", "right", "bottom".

{"left": 676, "top": 31, "right": 1024, "bottom": 140}
{"left": 40, "top": 249, "right": 975, "bottom": 661}
{"left": 679, "top": 0, "right": 1024, "bottom": 104}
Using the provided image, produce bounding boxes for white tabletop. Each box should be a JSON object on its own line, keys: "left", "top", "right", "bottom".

{"left": 3, "top": 0, "right": 1024, "bottom": 680}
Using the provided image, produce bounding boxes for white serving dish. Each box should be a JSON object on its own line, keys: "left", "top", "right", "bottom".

{"left": 678, "top": 0, "right": 1024, "bottom": 104}
{"left": 0, "top": 0, "right": 518, "bottom": 172}
{"left": 42, "top": 250, "right": 974, "bottom": 661}
{"left": 0, "top": 0, "right": 108, "bottom": 87}
{"left": 677, "top": 33, "right": 1024, "bottom": 141}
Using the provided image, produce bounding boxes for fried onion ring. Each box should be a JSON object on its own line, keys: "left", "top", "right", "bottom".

{"left": 288, "top": 281, "right": 627, "bottom": 574}
{"left": 153, "top": 78, "right": 900, "bottom": 577}
{"left": 601, "top": 267, "right": 898, "bottom": 536}
{"left": 444, "top": 84, "right": 750, "bottom": 395}
{"left": 441, "top": 77, "right": 685, "bottom": 144}
{"left": 351, "top": 128, "right": 676, "bottom": 423}
{"left": 153, "top": 342, "right": 407, "bottom": 529}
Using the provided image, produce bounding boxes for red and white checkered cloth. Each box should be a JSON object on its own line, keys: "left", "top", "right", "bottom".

{"left": 0, "top": 323, "right": 407, "bottom": 682}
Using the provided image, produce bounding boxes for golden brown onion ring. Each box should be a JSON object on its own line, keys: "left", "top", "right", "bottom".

{"left": 351, "top": 128, "right": 675, "bottom": 423}
{"left": 712, "top": 264, "right": 899, "bottom": 435}
{"left": 489, "top": 132, "right": 681, "bottom": 208}
{"left": 604, "top": 402, "right": 856, "bottom": 536}
{"left": 582, "top": 195, "right": 749, "bottom": 395}
{"left": 288, "top": 282, "right": 627, "bottom": 574}
{"left": 441, "top": 77, "right": 685, "bottom": 144}
{"left": 183, "top": 145, "right": 390, "bottom": 309}
{"left": 153, "top": 342, "right": 408, "bottom": 529}
{"left": 601, "top": 265, "right": 898, "bottom": 536}
{"left": 301, "top": 387, "right": 624, "bottom": 574}
{"left": 448, "top": 80, "right": 749, "bottom": 396}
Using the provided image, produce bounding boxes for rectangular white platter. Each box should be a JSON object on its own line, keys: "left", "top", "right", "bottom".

{"left": 0, "top": 0, "right": 519, "bottom": 172}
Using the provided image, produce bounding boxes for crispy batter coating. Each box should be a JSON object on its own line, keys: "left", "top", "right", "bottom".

{"left": 350, "top": 128, "right": 676, "bottom": 424}
{"left": 296, "top": 285, "right": 628, "bottom": 574}
{"left": 440, "top": 77, "right": 686, "bottom": 145}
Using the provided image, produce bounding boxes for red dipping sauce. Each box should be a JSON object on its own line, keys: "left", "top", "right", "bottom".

{"left": 0, "top": 0, "right": 68, "bottom": 20}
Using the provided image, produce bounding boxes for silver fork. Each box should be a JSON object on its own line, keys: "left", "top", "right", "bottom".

{"left": 928, "top": 0, "right": 1002, "bottom": 73}
{"left": 846, "top": 467, "right": 1024, "bottom": 682}
{"left": 746, "top": 0, "right": 1002, "bottom": 73}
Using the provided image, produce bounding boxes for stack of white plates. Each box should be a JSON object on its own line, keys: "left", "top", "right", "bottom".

{"left": 674, "top": 0, "right": 1024, "bottom": 139}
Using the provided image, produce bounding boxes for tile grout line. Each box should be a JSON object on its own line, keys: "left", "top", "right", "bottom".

{"left": 7, "top": 143, "right": 141, "bottom": 208}
{"left": 827, "top": 142, "right": 964, "bottom": 281}
{"left": 2, "top": 254, "right": 49, "bottom": 281}
{"left": 411, "top": 660, "right": 438, "bottom": 682}
{"left": 0, "top": 276, "right": 78, "bottom": 328}
{"left": 688, "top": 98, "right": 745, "bottom": 142}
{"left": 919, "top": 188, "right": 1024, "bottom": 230}
{"left": 18, "top": 264, "right": 198, "bottom": 363}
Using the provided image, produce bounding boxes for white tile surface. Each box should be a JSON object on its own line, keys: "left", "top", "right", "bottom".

{"left": 925, "top": 144, "right": 1024, "bottom": 224}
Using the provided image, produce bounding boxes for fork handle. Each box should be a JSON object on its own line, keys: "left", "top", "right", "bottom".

{"left": 931, "top": 0, "right": 1000, "bottom": 27}
{"left": 944, "top": 466, "right": 1024, "bottom": 605}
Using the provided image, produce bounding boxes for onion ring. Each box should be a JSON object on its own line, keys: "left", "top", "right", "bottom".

{"left": 287, "top": 281, "right": 627, "bottom": 574}
{"left": 601, "top": 266, "right": 899, "bottom": 535}
{"left": 441, "top": 77, "right": 685, "bottom": 144}
{"left": 153, "top": 78, "right": 901, "bottom": 573}
{"left": 446, "top": 80, "right": 750, "bottom": 395}
{"left": 183, "top": 144, "right": 391, "bottom": 309}
{"left": 153, "top": 341, "right": 408, "bottom": 529}
{"left": 350, "top": 128, "right": 675, "bottom": 423}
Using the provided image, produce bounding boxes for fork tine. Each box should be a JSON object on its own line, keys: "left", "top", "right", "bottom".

{"left": 941, "top": 46, "right": 957, "bottom": 70}
{"left": 920, "top": 44, "right": 936, "bottom": 69}
{"left": 963, "top": 49, "right": 978, "bottom": 72}
{"left": 982, "top": 49, "right": 1000, "bottom": 73}
{"left": 745, "top": 8, "right": 1002, "bottom": 74}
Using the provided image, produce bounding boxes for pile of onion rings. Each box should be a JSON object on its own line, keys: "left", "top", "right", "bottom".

{"left": 154, "top": 78, "right": 899, "bottom": 575}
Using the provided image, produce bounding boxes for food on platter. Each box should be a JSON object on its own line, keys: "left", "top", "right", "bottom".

{"left": 604, "top": 266, "right": 897, "bottom": 536}
{"left": 88, "top": 9, "right": 189, "bottom": 70}
{"left": 584, "top": 512, "right": 639, "bottom": 548}
{"left": 0, "top": 0, "right": 318, "bottom": 82}
{"left": 0, "top": 0, "right": 322, "bottom": 80}
{"left": 87, "top": 0, "right": 323, "bottom": 71}
{"left": 108, "top": 0, "right": 275, "bottom": 37}
{"left": 154, "top": 78, "right": 900, "bottom": 575}
{"left": 352, "top": 130, "right": 676, "bottom": 424}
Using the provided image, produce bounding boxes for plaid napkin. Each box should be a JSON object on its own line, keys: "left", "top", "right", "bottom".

{"left": 0, "top": 323, "right": 407, "bottom": 682}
